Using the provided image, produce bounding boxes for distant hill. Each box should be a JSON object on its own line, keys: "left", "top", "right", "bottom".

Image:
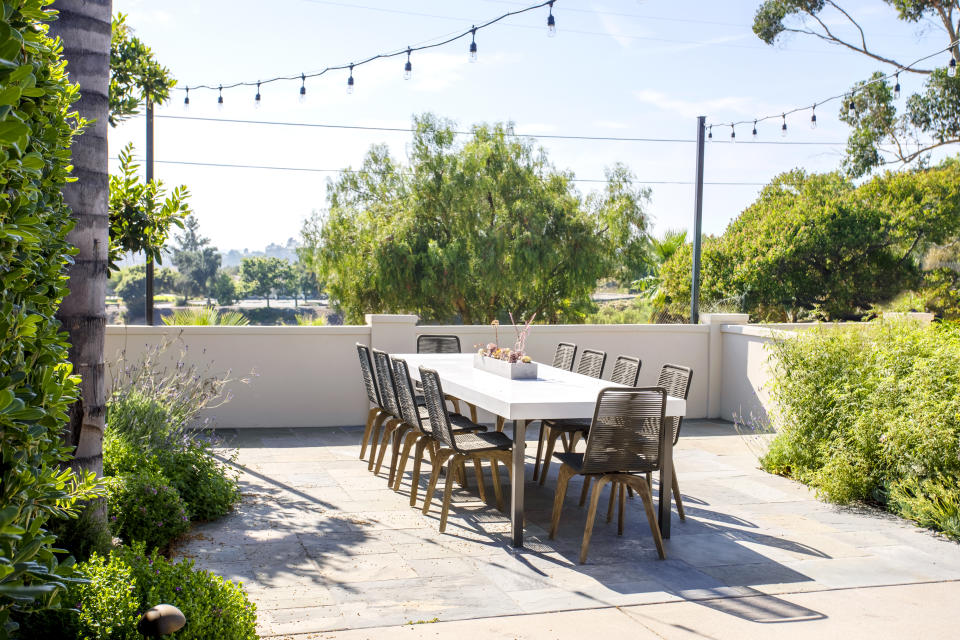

{"left": 221, "top": 238, "right": 300, "bottom": 267}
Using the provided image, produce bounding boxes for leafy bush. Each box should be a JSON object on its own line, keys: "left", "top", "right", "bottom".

{"left": 106, "top": 471, "right": 190, "bottom": 551}
{"left": 210, "top": 270, "right": 240, "bottom": 306}
{"left": 764, "top": 320, "right": 960, "bottom": 538}
{"left": 0, "top": 0, "right": 105, "bottom": 633}
{"left": 17, "top": 544, "right": 258, "bottom": 640}
{"left": 113, "top": 264, "right": 177, "bottom": 321}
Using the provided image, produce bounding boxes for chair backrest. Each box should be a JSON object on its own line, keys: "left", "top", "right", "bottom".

{"left": 581, "top": 387, "right": 667, "bottom": 475}
{"left": 553, "top": 342, "right": 577, "bottom": 371}
{"left": 577, "top": 349, "right": 607, "bottom": 379}
{"left": 391, "top": 356, "right": 424, "bottom": 433}
{"left": 610, "top": 355, "right": 641, "bottom": 386}
{"left": 356, "top": 343, "right": 381, "bottom": 408}
{"left": 371, "top": 348, "right": 401, "bottom": 419}
{"left": 418, "top": 367, "right": 457, "bottom": 450}
{"left": 658, "top": 363, "right": 693, "bottom": 445}
{"left": 417, "top": 334, "right": 461, "bottom": 354}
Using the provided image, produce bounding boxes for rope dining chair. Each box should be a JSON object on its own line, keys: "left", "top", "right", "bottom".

{"left": 533, "top": 349, "right": 610, "bottom": 482}
{"left": 494, "top": 342, "right": 580, "bottom": 434}
{"left": 416, "top": 334, "right": 475, "bottom": 420}
{"left": 548, "top": 387, "right": 668, "bottom": 563}
{"left": 356, "top": 343, "right": 387, "bottom": 462}
{"left": 368, "top": 348, "right": 406, "bottom": 477}
{"left": 390, "top": 356, "right": 486, "bottom": 503}
{"left": 419, "top": 366, "right": 514, "bottom": 532}
{"left": 651, "top": 363, "right": 693, "bottom": 520}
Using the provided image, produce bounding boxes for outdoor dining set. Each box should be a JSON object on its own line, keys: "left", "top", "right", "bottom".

{"left": 355, "top": 335, "right": 692, "bottom": 563}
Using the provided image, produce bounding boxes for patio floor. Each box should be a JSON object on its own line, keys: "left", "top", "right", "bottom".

{"left": 172, "top": 421, "right": 960, "bottom": 638}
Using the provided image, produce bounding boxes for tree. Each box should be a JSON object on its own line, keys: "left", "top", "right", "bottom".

{"left": 313, "top": 114, "right": 648, "bottom": 324}
{"left": 108, "top": 143, "right": 191, "bottom": 271}
{"left": 633, "top": 229, "right": 688, "bottom": 306}
{"left": 171, "top": 215, "right": 221, "bottom": 304}
{"left": 753, "top": 1, "right": 960, "bottom": 177}
{"left": 114, "top": 265, "right": 178, "bottom": 322}
{"left": 210, "top": 271, "right": 240, "bottom": 306}
{"left": 108, "top": 13, "right": 175, "bottom": 126}
{"left": 240, "top": 257, "right": 293, "bottom": 307}
{"left": 660, "top": 161, "right": 960, "bottom": 320}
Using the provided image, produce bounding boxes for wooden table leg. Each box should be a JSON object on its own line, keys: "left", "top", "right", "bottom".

{"left": 658, "top": 427, "right": 673, "bottom": 539}
{"left": 511, "top": 419, "right": 527, "bottom": 547}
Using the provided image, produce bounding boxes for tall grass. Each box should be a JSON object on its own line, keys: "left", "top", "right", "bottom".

{"left": 163, "top": 307, "right": 249, "bottom": 326}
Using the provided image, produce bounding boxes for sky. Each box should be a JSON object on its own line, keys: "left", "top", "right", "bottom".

{"left": 109, "top": 0, "right": 956, "bottom": 253}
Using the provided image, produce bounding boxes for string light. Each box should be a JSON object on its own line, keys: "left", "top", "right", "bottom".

{"left": 299, "top": 73, "right": 307, "bottom": 103}
{"left": 949, "top": 56, "right": 957, "bottom": 77}
{"left": 705, "top": 39, "right": 958, "bottom": 141}
{"left": 177, "top": 1, "right": 557, "bottom": 106}
{"left": 707, "top": 125, "right": 712, "bottom": 140}
{"left": 217, "top": 85, "right": 223, "bottom": 110}
{"left": 255, "top": 82, "right": 261, "bottom": 108}
{"left": 404, "top": 48, "right": 412, "bottom": 80}
{"left": 752, "top": 120, "right": 758, "bottom": 140}
{"left": 730, "top": 124, "right": 735, "bottom": 143}
{"left": 347, "top": 64, "right": 355, "bottom": 94}
{"left": 183, "top": 88, "right": 189, "bottom": 108}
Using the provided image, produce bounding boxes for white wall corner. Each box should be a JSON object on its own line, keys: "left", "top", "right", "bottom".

{"left": 699, "top": 313, "right": 748, "bottom": 418}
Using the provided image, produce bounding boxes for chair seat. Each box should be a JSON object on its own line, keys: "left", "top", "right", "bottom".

{"left": 453, "top": 430, "right": 512, "bottom": 453}
{"left": 543, "top": 418, "right": 591, "bottom": 433}
{"left": 554, "top": 451, "right": 658, "bottom": 475}
{"left": 414, "top": 407, "right": 485, "bottom": 433}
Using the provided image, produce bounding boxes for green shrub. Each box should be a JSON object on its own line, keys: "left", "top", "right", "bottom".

{"left": 0, "top": 1, "right": 106, "bottom": 632}
{"left": 106, "top": 472, "right": 190, "bottom": 551}
{"left": 764, "top": 319, "right": 960, "bottom": 538}
{"left": 162, "top": 307, "right": 249, "bottom": 326}
{"left": 17, "top": 543, "right": 258, "bottom": 640}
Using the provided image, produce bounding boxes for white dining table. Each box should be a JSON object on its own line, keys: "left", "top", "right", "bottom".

{"left": 396, "top": 353, "right": 687, "bottom": 548}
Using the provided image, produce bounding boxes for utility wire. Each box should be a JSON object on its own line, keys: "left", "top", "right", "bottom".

{"left": 108, "top": 156, "right": 768, "bottom": 185}
{"left": 182, "top": 0, "right": 554, "bottom": 93}
{"left": 153, "top": 114, "right": 849, "bottom": 145}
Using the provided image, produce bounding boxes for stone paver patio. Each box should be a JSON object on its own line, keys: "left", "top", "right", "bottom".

{"left": 173, "top": 421, "right": 960, "bottom": 638}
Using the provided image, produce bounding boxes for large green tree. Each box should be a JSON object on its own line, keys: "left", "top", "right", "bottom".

{"left": 108, "top": 12, "right": 175, "bottom": 126}
{"left": 312, "top": 114, "right": 649, "bottom": 324}
{"left": 171, "top": 215, "right": 220, "bottom": 304}
{"left": 239, "top": 256, "right": 293, "bottom": 308}
{"left": 753, "top": 1, "right": 960, "bottom": 177}
{"left": 660, "top": 161, "right": 960, "bottom": 320}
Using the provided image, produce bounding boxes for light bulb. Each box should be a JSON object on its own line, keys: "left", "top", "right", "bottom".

{"left": 752, "top": 121, "right": 758, "bottom": 140}
{"left": 707, "top": 126, "right": 712, "bottom": 140}
{"left": 547, "top": 1, "right": 556, "bottom": 37}
{"left": 848, "top": 99, "right": 856, "bottom": 117}
{"left": 893, "top": 73, "right": 901, "bottom": 99}
{"left": 255, "top": 83, "right": 261, "bottom": 108}
{"left": 404, "top": 49, "right": 412, "bottom": 80}
{"left": 299, "top": 74, "right": 306, "bottom": 103}
{"left": 469, "top": 28, "right": 478, "bottom": 63}
{"left": 183, "top": 89, "right": 189, "bottom": 109}
{"left": 949, "top": 56, "right": 957, "bottom": 77}
{"left": 730, "top": 126, "right": 736, "bottom": 143}
{"left": 347, "top": 66, "right": 355, "bottom": 94}
{"left": 781, "top": 115, "right": 787, "bottom": 137}
{"left": 810, "top": 108, "right": 817, "bottom": 130}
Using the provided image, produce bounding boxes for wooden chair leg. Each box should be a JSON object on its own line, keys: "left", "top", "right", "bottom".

{"left": 633, "top": 476, "right": 665, "bottom": 559}
{"left": 393, "top": 431, "right": 419, "bottom": 491}
{"left": 468, "top": 402, "right": 478, "bottom": 423}
{"left": 374, "top": 420, "right": 398, "bottom": 476}
{"left": 618, "top": 483, "right": 626, "bottom": 535}
{"left": 472, "top": 457, "right": 487, "bottom": 504}
{"left": 532, "top": 422, "right": 546, "bottom": 481}
{"left": 457, "top": 458, "right": 470, "bottom": 489}
{"left": 579, "top": 476, "right": 591, "bottom": 507}
{"left": 449, "top": 397, "right": 462, "bottom": 415}
{"left": 538, "top": 429, "right": 562, "bottom": 486}
{"left": 387, "top": 424, "right": 412, "bottom": 486}
{"left": 359, "top": 407, "right": 379, "bottom": 459}
{"left": 672, "top": 467, "right": 685, "bottom": 520}
{"left": 549, "top": 464, "right": 575, "bottom": 539}
{"left": 410, "top": 438, "right": 430, "bottom": 507}
{"left": 366, "top": 414, "right": 387, "bottom": 467}
{"left": 495, "top": 416, "right": 505, "bottom": 432}
{"left": 489, "top": 457, "right": 504, "bottom": 511}
{"left": 606, "top": 480, "right": 617, "bottom": 523}
{"left": 560, "top": 432, "right": 571, "bottom": 453}
{"left": 580, "top": 476, "right": 611, "bottom": 564}
{"left": 439, "top": 456, "right": 459, "bottom": 533}
{"left": 422, "top": 450, "right": 452, "bottom": 516}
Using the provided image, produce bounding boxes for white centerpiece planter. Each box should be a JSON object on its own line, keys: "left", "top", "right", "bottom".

{"left": 473, "top": 354, "right": 538, "bottom": 380}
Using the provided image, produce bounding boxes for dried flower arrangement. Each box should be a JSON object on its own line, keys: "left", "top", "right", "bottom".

{"left": 477, "top": 313, "right": 537, "bottom": 363}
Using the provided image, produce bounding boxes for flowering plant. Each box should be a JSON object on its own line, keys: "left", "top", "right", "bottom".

{"left": 477, "top": 313, "right": 536, "bottom": 363}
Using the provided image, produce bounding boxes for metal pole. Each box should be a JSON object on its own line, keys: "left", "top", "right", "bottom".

{"left": 145, "top": 95, "right": 155, "bottom": 325}
{"left": 690, "top": 115, "right": 705, "bottom": 325}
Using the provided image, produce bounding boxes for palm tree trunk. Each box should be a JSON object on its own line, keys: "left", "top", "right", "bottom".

{"left": 50, "top": 0, "right": 112, "bottom": 479}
